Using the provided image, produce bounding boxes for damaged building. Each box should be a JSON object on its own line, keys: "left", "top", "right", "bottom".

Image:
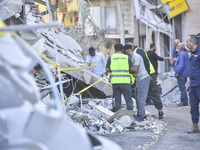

{"left": 1, "top": 0, "right": 200, "bottom": 149}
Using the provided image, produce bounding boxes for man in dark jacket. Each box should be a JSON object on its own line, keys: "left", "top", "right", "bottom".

{"left": 147, "top": 43, "right": 171, "bottom": 78}
{"left": 186, "top": 35, "right": 200, "bottom": 133}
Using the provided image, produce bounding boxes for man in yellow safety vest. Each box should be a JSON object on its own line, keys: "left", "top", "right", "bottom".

{"left": 106, "top": 44, "right": 134, "bottom": 112}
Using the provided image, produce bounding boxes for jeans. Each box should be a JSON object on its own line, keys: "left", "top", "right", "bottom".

{"left": 135, "top": 76, "right": 150, "bottom": 116}
{"left": 112, "top": 84, "right": 133, "bottom": 112}
{"left": 177, "top": 76, "right": 188, "bottom": 104}
{"left": 189, "top": 86, "right": 200, "bottom": 123}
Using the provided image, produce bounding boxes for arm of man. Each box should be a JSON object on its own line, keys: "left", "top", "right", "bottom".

{"left": 132, "top": 65, "right": 139, "bottom": 73}
{"left": 153, "top": 52, "right": 164, "bottom": 61}
{"left": 105, "top": 56, "right": 111, "bottom": 75}
{"left": 163, "top": 57, "right": 172, "bottom": 60}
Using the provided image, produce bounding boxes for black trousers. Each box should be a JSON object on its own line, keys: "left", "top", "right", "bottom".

{"left": 147, "top": 73, "right": 163, "bottom": 110}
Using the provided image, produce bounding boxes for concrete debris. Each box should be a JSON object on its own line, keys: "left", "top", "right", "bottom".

{"left": 70, "top": 99, "right": 167, "bottom": 139}
{"left": 92, "top": 105, "right": 114, "bottom": 120}
{"left": 67, "top": 96, "right": 80, "bottom": 111}
{"left": 0, "top": 0, "right": 22, "bottom": 21}
{"left": 0, "top": 1, "right": 169, "bottom": 146}
{"left": 21, "top": 2, "right": 113, "bottom": 98}
{"left": 86, "top": 101, "right": 97, "bottom": 109}
{"left": 101, "top": 98, "right": 113, "bottom": 111}
{"left": 107, "top": 109, "right": 135, "bottom": 124}
{"left": 116, "top": 115, "right": 132, "bottom": 128}
{"left": 160, "top": 71, "right": 177, "bottom": 96}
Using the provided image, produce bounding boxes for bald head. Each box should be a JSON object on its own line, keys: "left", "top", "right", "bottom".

{"left": 175, "top": 39, "right": 180, "bottom": 46}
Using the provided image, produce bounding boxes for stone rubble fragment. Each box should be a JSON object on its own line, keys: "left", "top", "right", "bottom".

{"left": 92, "top": 105, "right": 114, "bottom": 120}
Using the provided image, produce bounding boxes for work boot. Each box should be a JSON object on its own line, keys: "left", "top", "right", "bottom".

{"left": 187, "top": 123, "right": 200, "bottom": 134}
{"left": 158, "top": 112, "right": 164, "bottom": 120}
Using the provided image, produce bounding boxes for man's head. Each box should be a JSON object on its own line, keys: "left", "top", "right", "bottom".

{"left": 177, "top": 43, "right": 185, "bottom": 52}
{"left": 186, "top": 35, "right": 198, "bottom": 51}
{"left": 175, "top": 39, "right": 180, "bottom": 47}
{"left": 89, "top": 47, "right": 95, "bottom": 56}
{"left": 114, "top": 44, "right": 124, "bottom": 52}
{"left": 150, "top": 43, "right": 156, "bottom": 51}
{"left": 123, "top": 44, "right": 133, "bottom": 56}
{"left": 125, "top": 39, "right": 134, "bottom": 49}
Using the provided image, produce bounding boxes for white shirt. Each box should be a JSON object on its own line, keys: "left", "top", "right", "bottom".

{"left": 86, "top": 52, "right": 106, "bottom": 76}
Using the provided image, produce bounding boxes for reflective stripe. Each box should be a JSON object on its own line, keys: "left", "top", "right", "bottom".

{"left": 112, "top": 75, "right": 130, "bottom": 77}
{"left": 112, "top": 70, "right": 129, "bottom": 72}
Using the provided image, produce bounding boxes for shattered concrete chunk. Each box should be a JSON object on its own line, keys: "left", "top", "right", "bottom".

{"left": 86, "top": 101, "right": 97, "bottom": 109}
{"left": 92, "top": 105, "right": 114, "bottom": 120}
{"left": 107, "top": 109, "right": 135, "bottom": 124}
{"left": 101, "top": 98, "right": 113, "bottom": 111}
{"left": 83, "top": 73, "right": 91, "bottom": 84}
{"left": 117, "top": 115, "right": 132, "bottom": 128}
{"left": 0, "top": 0, "right": 22, "bottom": 21}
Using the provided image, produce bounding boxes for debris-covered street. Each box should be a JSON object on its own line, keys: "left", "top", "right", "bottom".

{"left": 1, "top": 0, "right": 200, "bottom": 150}
{"left": 103, "top": 87, "right": 200, "bottom": 150}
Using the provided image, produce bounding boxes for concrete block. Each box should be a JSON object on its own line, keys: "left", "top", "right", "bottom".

{"left": 118, "top": 115, "right": 132, "bottom": 128}
{"left": 161, "top": 78, "right": 177, "bottom": 96}
{"left": 92, "top": 105, "right": 114, "bottom": 120}
{"left": 107, "top": 109, "right": 135, "bottom": 123}
{"left": 102, "top": 84, "right": 113, "bottom": 96}
{"left": 86, "top": 101, "right": 97, "bottom": 109}
{"left": 83, "top": 73, "right": 91, "bottom": 85}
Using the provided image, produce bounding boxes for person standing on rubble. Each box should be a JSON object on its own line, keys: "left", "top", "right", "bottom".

{"left": 174, "top": 43, "right": 190, "bottom": 107}
{"left": 124, "top": 44, "right": 150, "bottom": 122}
{"left": 186, "top": 35, "right": 200, "bottom": 133}
{"left": 146, "top": 43, "right": 172, "bottom": 119}
{"left": 86, "top": 47, "right": 106, "bottom": 77}
{"left": 106, "top": 44, "right": 133, "bottom": 112}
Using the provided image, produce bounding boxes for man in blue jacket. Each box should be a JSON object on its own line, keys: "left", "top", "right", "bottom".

{"left": 186, "top": 35, "right": 200, "bottom": 133}
{"left": 174, "top": 43, "right": 190, "bottom": 106}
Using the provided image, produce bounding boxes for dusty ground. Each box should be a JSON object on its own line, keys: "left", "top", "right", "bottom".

{"left": 148, "top": 106, "right": 200, "bottom": 150}
{"left": 103, "top": 87, "right": 200, "bottom": 150}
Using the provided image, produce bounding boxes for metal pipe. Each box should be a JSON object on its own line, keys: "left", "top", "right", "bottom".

{"left": 45, "top": 0, "right": 65, "bottom": 112}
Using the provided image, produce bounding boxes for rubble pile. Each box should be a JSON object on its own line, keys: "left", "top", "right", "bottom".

{"left": 0, "top": 0, "right": 112, "bottom": 99}
{"left": 67, "top": 98, "right": 167, "bottom": 141}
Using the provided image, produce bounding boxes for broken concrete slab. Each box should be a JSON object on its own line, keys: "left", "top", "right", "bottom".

{"left": 0, "top": 0, "right": 22, "bottom": 21}
{"left": 161, "top": 72, "right": 177, "bottom": 96}
{"left": 83, "top": 72, "right": 91, "bottom": 84}
{"left": 92, "top": 105, "right": 114, "bottom": 120}
{"left": 86, "top": 101, "right": 97, "bottom": 109}
{"left": 117, "top": 115, "right": 133, "bottom": 128}
{"left": 107, "top": 109, "right": 135, "bottom": 124}
{"left": 107, "top": 109, "right": 135, "bottom": 123}
{"left": 21, "top": 2, "right": 112, "bottom": 98}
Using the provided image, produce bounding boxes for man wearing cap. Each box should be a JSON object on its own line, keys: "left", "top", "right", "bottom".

{"left": 86, "top": 47, "right": 106, "bottom": 77}
{"left": 106, "top": 44, "right": 134, "bottom": 112}
{"left": 124, "top": 44, "right": 150, "bottom": 122}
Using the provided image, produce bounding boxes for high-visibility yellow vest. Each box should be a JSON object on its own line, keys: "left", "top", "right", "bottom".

{"left": 135, "top": 47, "right": 155, "bottom": 74}
{"left": 130, "top": 74, "right": 135, "bottom": 83}
{"left": 110, "top": 53, "right": 131, "bottom": 84}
